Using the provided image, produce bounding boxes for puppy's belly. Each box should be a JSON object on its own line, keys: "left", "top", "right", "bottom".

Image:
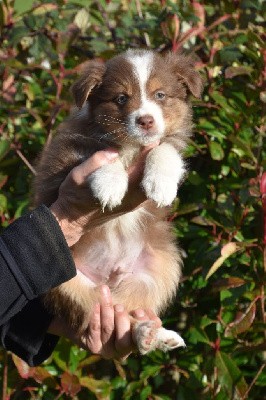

{"left": 73, "top": 240, "right": 153, "bottom": 290}
{"left": 73, "top": 231, "right": 153, "bottom": 289}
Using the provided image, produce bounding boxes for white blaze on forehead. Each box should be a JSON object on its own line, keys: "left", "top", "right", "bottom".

{"left": 125, "top": 49, "right": 153, "bottom": 97}
{"left": 125, "top": 50, "right": 165, "bottom": 144}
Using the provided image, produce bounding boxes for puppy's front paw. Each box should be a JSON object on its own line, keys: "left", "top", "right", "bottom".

{"left": 88, "top": 161, "right": 128, "bottom": 210}
{"left": 141, "top": 143, "right": 186, "bottom": 207}
{"left": 142, "top": 174, "right": 178, "bottom": 207}
{"left": 133, "top": 321, "right": 185, "bottom": 355}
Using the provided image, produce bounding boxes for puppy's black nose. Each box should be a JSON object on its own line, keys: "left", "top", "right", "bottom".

{"left": 136, "top": 115, "right": 154, "bottom": 130}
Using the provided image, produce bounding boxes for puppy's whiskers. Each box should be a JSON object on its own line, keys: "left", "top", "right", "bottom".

{"left": 97, "top": 126, "right": 127, "bottom": 143}
{"left": 95, "top": 114, "right": 129, "bottom": 126}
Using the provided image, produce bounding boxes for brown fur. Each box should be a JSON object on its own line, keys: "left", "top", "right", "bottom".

{"left": 34, "top": 50, "right": 202, "bottom": 332}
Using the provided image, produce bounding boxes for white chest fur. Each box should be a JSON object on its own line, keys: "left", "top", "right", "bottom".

{"left": 72, "top": 208, "right": 153, "bottom": 288}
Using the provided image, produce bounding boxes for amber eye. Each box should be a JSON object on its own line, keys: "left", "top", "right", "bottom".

{"left": 155, "top": 91, "right": 166, "bottom": 100}
{"left": 115, "top": 94, "right": 128, "bottom": 105}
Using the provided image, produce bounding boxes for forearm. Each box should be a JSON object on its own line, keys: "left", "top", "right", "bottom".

{"left": 0, "top": 205, "right": 76, "bottom": 325}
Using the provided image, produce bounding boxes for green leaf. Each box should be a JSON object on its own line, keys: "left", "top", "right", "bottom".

{"left": 140, "top": 365, "right": 162, "bottom": 380}
{"left": 140, "top": 385, "right": 152, "bottom": 400}
{"left": 0, "top": 140, "right": 10, "bottom": 161}
{"left": 210, "top": 91, "right": 237, "bottom": 114}
{"left": 0, "top": 194, "right": 7, "bottom": 213}
{"left": 74, "top": 8, "right": 90, "bottom": 33}
{"left": 80, "top": 376, "right": 111, "bottom": 396}
{"left": 229, "top": 135, "right": 257, "bottom": 162}
{"left": 14, "top": 0, "right": 35, "bottom": 15}
{"left": 32, "top": 4, "right": 58, "bottom": 15}
{"left": 215, "top": 351, "right": 248, "bottom": 398}
{"left": 188, "top": 171, "right": 204, "bottom": 185}
{"left": 188, "top": 327, "right": 211, "bottom": 345}
{"left": 209, "top": 141, "right": 225, "bottom": 161}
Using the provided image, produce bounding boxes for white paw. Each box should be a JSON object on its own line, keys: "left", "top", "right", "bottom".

{"left": 156, "top": 327, "right": 185, "bottom": 352}
{"left": 142, "top": 174, "right": 178, "bottom": 207}
{"left": 88, "top": 161, "right": 128, "bottom": 210}
{"left": 141, "top": 143, "right": 186, "bottom": 207}
{"left": 133, "top": 321, "right": 158, "bottom": 355}
{"left": 133, "top": 321, "right": 185, "bottom": 355}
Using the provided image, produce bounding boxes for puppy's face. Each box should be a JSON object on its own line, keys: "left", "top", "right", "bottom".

{"left": 72, "top": 50, "right": 203, "bottom": 147}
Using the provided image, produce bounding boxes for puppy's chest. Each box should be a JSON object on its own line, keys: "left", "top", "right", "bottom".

{"left": 119, "top": 144, "right": 140, "bottom": 168}
{"left": 72, "top": 210, "right": 152, "bottom": 288}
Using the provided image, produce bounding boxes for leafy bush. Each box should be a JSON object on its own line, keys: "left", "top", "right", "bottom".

{"left": 0, "top": 0, "right": 265, "bottom": 399}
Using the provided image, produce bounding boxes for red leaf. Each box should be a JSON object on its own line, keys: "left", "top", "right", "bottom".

{"left": 260, "top": 173, "right": 266, "bottom": 244}
{"left": 192, "top": 2, "right": 205, "bottom": 27}
{"left": 260, "top": 172, "right": 266, "bottom": 195}
{"left": 212, "top": 277, "right": 246, "bottom": 291}
{"left": 225, "top": 303, "right": 256, "bottom": 337}
{"left": 0, "top": 175, "right": 8, "bottom": 190}
{"left": 2, "top": 75, "right": 16, "bottom": 102}
{"left": 61, "top": 371, "right": 81, "bottom": 396}
{"left": 12, "top": 355, "right": 32, "bottom": 379}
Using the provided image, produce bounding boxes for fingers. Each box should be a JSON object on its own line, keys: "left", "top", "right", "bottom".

{"left": 84, "top": 303, "right": 102, "bottom": 353}
{"left": 82, "top": 288, "right": 162, "bottom": 360}
{"left": 131, "top": 308, "right": 162, "bottom": 328}
{"left": 144, "top": 309, "right": 162, "bottom": 328}
{"left": 71, "top": 150, "right": 119, "bottom": 185}
{"left": 100, "top": 285, "right": 116, "bottom": 358}
{"left": 128, "top": 141, "right": 160, "bottom": 183}
{"left": 114, "top": 304, "right": 133, "bottom": 358}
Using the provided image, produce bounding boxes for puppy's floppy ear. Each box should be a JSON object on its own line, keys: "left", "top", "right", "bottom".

{"left": 71, "top": 61, "right": 106, "bottom": 108}
{"left": 167, "top": 52, "right": 203, "bottom": 99}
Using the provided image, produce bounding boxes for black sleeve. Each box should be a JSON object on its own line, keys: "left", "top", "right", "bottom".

{"left": 0, "top": 299, "right": 59, "bottom": 366}
{"left": 0, "top": 204, "right": 76, "bottom": 365}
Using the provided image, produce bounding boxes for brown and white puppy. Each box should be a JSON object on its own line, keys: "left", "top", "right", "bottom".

{"left": 34, "top": 49, "right": 202, "bottom": 354}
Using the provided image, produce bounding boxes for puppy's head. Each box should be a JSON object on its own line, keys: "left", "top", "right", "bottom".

{"left": 72, "top": 50, "right": 203, "bottom": 147}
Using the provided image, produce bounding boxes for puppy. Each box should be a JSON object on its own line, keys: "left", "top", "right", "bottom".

{"left": 34, "top": 49, "right": 202, "bottom": 354}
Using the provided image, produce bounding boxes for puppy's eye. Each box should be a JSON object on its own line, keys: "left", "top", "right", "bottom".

{"left": 115, "top": 94, "right": 128, "bottom": 105}
{"left": 155, "top": 91, "right": 166, "bottom": 100}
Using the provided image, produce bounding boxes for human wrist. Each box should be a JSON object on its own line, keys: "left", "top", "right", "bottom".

{"left": 50, "top": 202, "right": 84, "bottom": 247}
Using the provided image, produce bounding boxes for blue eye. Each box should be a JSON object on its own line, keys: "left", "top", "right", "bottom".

{"left": 155, "top": 91, "right": 166, "bottom": 100}
{"left": 116, "top": 94, "right": 128, "bottom": 104}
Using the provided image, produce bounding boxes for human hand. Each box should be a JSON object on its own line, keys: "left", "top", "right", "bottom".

{"left": 48, "top": 285, "right": 161, "bottom": 360}
{"left": 50, "top": 143, "right": 159, "bottom": 246}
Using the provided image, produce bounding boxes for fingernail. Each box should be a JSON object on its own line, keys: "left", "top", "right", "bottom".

{"left": 114, "top": 304, "right": 124, "bottom": 313}
{"left": 134, "top": 309, "right": 145, "bottom": 318}
{"left": 104, "top": 149, "right": 119, "bottom": 160}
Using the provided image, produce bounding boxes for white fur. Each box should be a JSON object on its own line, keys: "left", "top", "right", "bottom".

{"left": 73, "top": 208, "right": 155, "bottom": 288}
{"left": 126, "top": 50, "right": 165, "bottom": 145}
{"left": 88, "top": 159, "right": 128, "bottom": 210}
{"left": 133, "top": 320, "right": 185, "bottom": 354}
{"left": 142, "top": 143, "right": 186, "bottom": 207}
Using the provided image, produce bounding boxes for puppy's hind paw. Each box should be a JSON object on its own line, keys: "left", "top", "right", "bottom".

{"left": 156, "top": 327, "right": 185, "bottom": 352}
{"left": 133, "top": 321, "right": 158, "bottom": 355}
{"left": 133, "top": 321, "right": 185, "bottom": 355}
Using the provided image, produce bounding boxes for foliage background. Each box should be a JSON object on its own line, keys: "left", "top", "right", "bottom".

{"left": 0, "top": 0, "right": 265, "bottom": 398}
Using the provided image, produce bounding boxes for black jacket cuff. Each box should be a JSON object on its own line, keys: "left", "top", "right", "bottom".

{"left": 0, "top": 298, "right": 59, "bottom": 366}
{"left": 1, "top": 204, "right": 76, "bottom": 299}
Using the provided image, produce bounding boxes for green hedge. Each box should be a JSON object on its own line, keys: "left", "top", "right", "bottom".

{"left": 0, "top": 0, "right": 265, "bottom": 399}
